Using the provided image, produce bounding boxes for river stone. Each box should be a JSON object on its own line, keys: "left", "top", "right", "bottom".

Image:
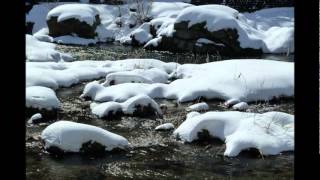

{"left": 47, "top": 15, "right": 101, "bottom": 39}
{"left": 145, "top": 21, "right": 262, "bottom": 56}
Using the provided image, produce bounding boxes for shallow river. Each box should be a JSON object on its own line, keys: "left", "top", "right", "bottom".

{"left": 26, "top": 43, "right": 294, "bottom": 180}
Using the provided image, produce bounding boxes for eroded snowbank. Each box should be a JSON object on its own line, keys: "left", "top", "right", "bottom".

{"left": 26, "top": 34, "right": 73, "bottom": 62}
{"left": 41, "top": 120, "right": 129, "bottom": 152}
{"left": 26, "top": 86, "right": 60, "bottom": 110}
{"left": 81, "top": 59, "right": 293, "bottom": 103}
{"left": 173, "top": 111, "right": 294, "bottom": 156}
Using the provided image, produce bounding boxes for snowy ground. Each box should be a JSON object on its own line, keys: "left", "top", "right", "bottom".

{"left": 26, "top": 1, "right": 295, "bottom": 179}
{"left": 26, "top": 2, "right": 294, "bottom": 54}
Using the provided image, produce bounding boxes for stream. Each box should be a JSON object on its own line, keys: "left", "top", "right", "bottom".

{"left": 26, "top": 43, "right": 294, "bottom": 180}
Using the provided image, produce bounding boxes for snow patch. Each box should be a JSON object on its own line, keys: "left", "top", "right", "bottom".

{"left": 173, "top": 111, "right": 294, "bottom": 156}
{"left": 41, "top": 120, "right": 129, "bottom": 152}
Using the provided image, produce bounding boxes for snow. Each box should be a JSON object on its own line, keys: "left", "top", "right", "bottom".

{"left": 91, "top": 94, "right": 162, "bottom": 118}
{"left": 175, "top": 5, "right": 294, "bottom": 53}
{"left": 186, "top": 102, "right": 209, "bottom": 112}
{"left": 26, "top": 34, "right": 73, "bottom": 62}
{"left": 173, "top": 111, "right": 294, "bottom": 156}
{"left": 102, "top": 68, "right": 169, "bottom": 86}
{"left": 82, "top": 59, "right": 293, "bottom": 103}
{"left": 155, "top": 123, "right": 174, "bottom": 131}
{"left": 196, "top": 38, "right": 225, "bottom": 47}
{"left": 27, "top": 113, "right": 42, "bottom": 124}
{"left": 130, "top": 23, "right": 153, "bottom": 44}
{"left": 26, "top": 86, "right": 61, "bottom": 110}
{"left": 27, "top": 3, "right": 293, "bottom": 53}
{"left": 41, "top": 120, "right": 129, "bottom": 152}
{"left": 232, "top": 102, "right": 249, "bottom": 111}
{"left": 186, "top": 111, "right": 201, "bottom": 119}
{"left": 47, "top": 4, "right": 99, "bottom": 26}
{"left": 224, "top": 98, "right": 240, "bottom": 107}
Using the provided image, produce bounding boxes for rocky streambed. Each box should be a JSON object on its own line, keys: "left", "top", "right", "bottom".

{"left": 26, "top": 44, "right": 294, "bottom": 180}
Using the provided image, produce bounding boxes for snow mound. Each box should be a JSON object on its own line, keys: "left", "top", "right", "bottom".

{"left": 102, "top": 68, "right": 169, "bottom": 86}
{"left": 155, "top": 123, "right": 174, "bottom": 131}
{"left": 82, "top": 59, "right": 293, "bottom": 103}
{"left": 186, "top": 102, "right": 209, "bottom": 112}
{"left": 173, "top": 111, "right": 294, "bottom": 156}
{"left": 26, "top": 86, "right": 60, "bottom": 110}
{"left": 53, "top": 35, "right": 98, "bottom": 45}
{"left": 91, "top": 94, "right": 162, "bottom": 118}
{"left": 175, "top": 5, "right": 293, "bottom": 53}
{"left": 27, "top": 113, "right": 42, "bottom": 124}
{"left": 47, "top": 4, "right": 99, "bottom": 26}
{"left": 232, "top": 102, "right": 249, "bottom": 111}
{"left": 130, "top": 23, "right": 153, "bottom": 45}
{"left": 41, "top": 121, "right": 129, "bottom": 152}
{"left": 26, "top": 34, "right": 73, "bottom": 62}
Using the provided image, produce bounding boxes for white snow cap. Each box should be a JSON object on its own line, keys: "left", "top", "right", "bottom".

{"left": 41, "top": 121, "right": 129, "bottom": 152}
{"left": 91, "top": 94, "right": 162, "bottom": 118}
{"left": 155, "top": 123, "right": 174, "bottom": 131}
{"left": 232, "top": 102, "right": 249, "bottom": 111}
{"left": 27, "top": 113, "right": 42, "bottom": 124}
{"left": 173, "top": 111, "right": 294, "bottom": 157}
{"left": 175, "top": 5, "right": 294, "bottom": 53}
{"left": 187, "top": 102, "right": 209, "bottom": 112}
{"left": 47, "top": 4, "right": 99, "bottom": 26}
{"left": 26, "top": 86, "right": 60, "bottom": 110}
{"left": 102, "top": 68, "right": 169, "bottom": 86}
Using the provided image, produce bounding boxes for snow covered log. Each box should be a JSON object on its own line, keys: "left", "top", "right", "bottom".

{"left": 173, "top": 111, "right": 294, "bottom": 157}
{"left": 41, "top": 121, "right": 129, "bottom": 154}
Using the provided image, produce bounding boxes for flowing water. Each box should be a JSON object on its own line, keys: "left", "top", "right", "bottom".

{"left": 26, "top": 43, "right": 294, "bottom": 180}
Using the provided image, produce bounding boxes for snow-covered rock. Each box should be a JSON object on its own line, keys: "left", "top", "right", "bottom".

{"left": 102, "top": 68, "right": 169, "bottom": 86}
{"left": 47, "top": 4, "right": 101, "bottom": 38}
{"left": 232, "top": 102, "right": 249, "bottom": 111}
{"left": 155, "top": 123, "right": 174, "bottom": 131}
{"left": 130, "top": 23, "right": 153, "bottom": 45}
{"left": 146, "top": 5, "right": 294, "bottom": 54}
{"left": 82, "top": 59, "right": 293, "bottom": 103}
{"left": 186, "top": 102, "right": 209, "bottom": 112}
{"left": 26, "top": 86, "right": 60, "bottom": 110}
{"left": 27, "top": 113, "right": 42, "bottom": 124}
{"left": 91, "top": 94, "right": 162, "bottom": 118}
{"left": 224, "top": 98, "right": 240, "bottom": 107}
{"left": 26, "top": 34, "right": 73, "bottom": 62}
{"left": 173, "top": 111, "right": 294, "bottom": 156}
{"left": 41, "top": 121, "right": 129, "bottom": 153}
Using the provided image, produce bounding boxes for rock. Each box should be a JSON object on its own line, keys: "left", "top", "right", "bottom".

{"left": 146, "top": 21, "right": 262, "bottom": 56}
{"left": 47, "top": 4, "right": 101, "bottom": 39}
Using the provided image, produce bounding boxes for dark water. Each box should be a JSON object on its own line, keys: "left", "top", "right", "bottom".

{"left": 57, "top": 43, "right": 294, "bottom": 63}
{"left": 27, "top": 44, "right": 294, "bottom": 180}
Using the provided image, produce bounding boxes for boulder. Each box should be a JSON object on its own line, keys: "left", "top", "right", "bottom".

{"left": 47, "top": 4, "right": 101, "bottom": 39}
